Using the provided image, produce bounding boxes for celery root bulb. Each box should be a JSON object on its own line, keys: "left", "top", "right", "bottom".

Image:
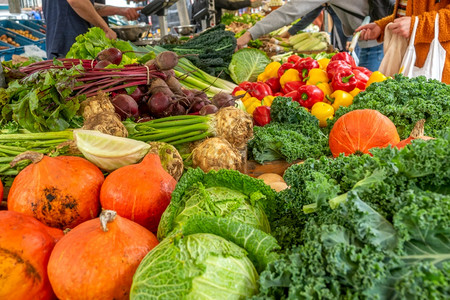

{"left": 213, "top": 106, "right": 253, "bottom": 150}
{"left": 192, "top": 137, "right": 243, "bottom": 172}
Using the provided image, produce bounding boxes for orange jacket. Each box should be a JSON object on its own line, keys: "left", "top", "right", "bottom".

{"left": 375, "top": 0, "right": 450, "bottom": 83}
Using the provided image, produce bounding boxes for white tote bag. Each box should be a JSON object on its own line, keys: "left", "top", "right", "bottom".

{"left": 400, "top": 14, "right": 446, "bottom": 81}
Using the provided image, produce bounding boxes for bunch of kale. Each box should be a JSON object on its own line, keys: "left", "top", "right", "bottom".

{"left": 248, "top": 97, "right": 331, "bottom": 163}
{"left": 253, "top": 132, "right": 450, "bottom": 299}
{"left": 331, "top": 74, "right": 450, "bottom": 139}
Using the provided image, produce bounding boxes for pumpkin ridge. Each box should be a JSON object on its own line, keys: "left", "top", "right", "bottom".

{"left": 361, "top": 115, "right": 382, "bottom": 153}
{"left": 341, "top": 117, "right": 357, "bottom": 152}
{"left": 330, "top": 135, "right": 354, "bottom": 153}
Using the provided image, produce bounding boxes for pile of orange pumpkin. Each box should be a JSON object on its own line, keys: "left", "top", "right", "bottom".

{"left": 0, "top": 151, "right": 176, "bottom": 300}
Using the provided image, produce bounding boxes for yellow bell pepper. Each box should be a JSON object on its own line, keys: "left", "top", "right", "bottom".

{"left": 366, "top": 71, "right": 387, "bottom": 88}
{"left": 244, "top": 97, "right": 262, "bottom": 115}
{"left": 279, "top": 69, "right": 301, "bottom": 88}
{"left": 317, "top": 58, "right": 330, "bottom": 70}
{"left": 261, "top": 95, "right": 275, "bottom": 106}
{"left": 329, "top": 90, "right": 354, "bottom": 111}
{"left": 311, "top": 102, "right": 334, "bottom": 127}
{"left": 349, "top": 87, "right": 362, "bottom": 97}
{"left": 305, "top": 68, "right": 329, "bottom": 85}
{"left": 316, "top": 82, "right": 332, "bottom": 101}
{"left": 257, "top": 61, "right": 281, "bottom": 82}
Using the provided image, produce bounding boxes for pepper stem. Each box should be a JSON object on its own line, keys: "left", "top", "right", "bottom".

{"left": 301, "top": 93, "right": 309, "bottom": 101}
{"left": 342, "top": 74, "right": 355, "bottom": 83}
{"left": 100, "top": 210, "right": 117, "bottom": 232}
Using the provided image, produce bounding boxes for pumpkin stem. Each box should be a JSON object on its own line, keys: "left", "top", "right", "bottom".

{"left": 410, "top": 119, "right": 425, "bottom": 139}
{"left": 100, "top": 210, "right": 117, "bottom": 232}
{"left": 10, "top": 151, "right": 44, "bottom": 167}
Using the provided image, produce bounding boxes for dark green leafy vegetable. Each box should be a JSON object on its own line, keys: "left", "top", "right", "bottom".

{"left": 248, "top": 97, "right": 330, "bottom": 163}
{"left": 331, "top": 75, "right": 450, "bottom": 139}
{"left": 1, "top": 65, "right": 84, "bottom": 132}
{"left": 254, "top": 136, "right": 450, "bottom": 299}
{"left": 161, "top": 24, "right": 236, "bottom": 78}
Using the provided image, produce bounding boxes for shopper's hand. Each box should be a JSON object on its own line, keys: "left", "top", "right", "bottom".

{"left": 355, "top": 22, "right": 382, "bottom": 40}
{"left": 390, "top": 17, "right": 412, "bottom": 39}
{"left": 120, "top": 7, "right": 144, "bottom": 21}
{"left": 236, "top": 31, "right": 253, "bottom": 51}
{"left": 105, "top": 28, "right": 117, "bottom": 40}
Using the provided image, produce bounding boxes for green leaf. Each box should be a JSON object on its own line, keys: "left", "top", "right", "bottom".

{"left": 228, "top": 48, "right": 271, "bottom": 83}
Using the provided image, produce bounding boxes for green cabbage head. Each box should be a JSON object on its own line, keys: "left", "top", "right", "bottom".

{"left": 130, "top": 233, "right": 259, "bottom": 300}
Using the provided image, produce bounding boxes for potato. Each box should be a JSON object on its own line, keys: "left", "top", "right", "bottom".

{"left": 257, "top": 173, "right": 284, "bottom": 185}
{"left": 269, "top": 181, "right": 288, "bottom": 192}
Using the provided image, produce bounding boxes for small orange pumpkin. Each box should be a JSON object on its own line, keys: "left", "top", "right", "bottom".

{"left": 329, "top": 109, "right": 400, "bottom": 157}
{"left": 47, "top": 210, "right": 159, "bottom": 300}
{"left": 100, "top": 153, "right": 177, "bottom": 232}
{"left": 0, "top": 211, "right": 63, "bottom": 300}
{"left": 7, "top": 152, "right": 104, "bottom": 230}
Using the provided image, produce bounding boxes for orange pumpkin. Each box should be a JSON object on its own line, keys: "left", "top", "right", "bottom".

{"left": 329, "top": 109, "right": 400, "bottom": 157}
{"left": 100, "top": 153, "right": 177, "bottom": 232}
{"left": 47, "top": 210, "right": 159, "bottom": 300}
{"left": 7, "top": 152, "right": 104, "bottom": 230}
{"left": 0, "top": 211, "right": 63, "bottom": 300}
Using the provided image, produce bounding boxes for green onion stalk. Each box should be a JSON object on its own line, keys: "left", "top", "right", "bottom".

{"left": 123, "top": 115, "right": 214, "bottom": 145}
{"left": 0, "top": 130, "right": 74, "bottom": 176}
{"left": 143, "top": 45, "right": 237, "bottom": 97}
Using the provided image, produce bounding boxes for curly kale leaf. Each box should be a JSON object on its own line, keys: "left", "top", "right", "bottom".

{"left": 270, "top": 97, "right": 320, "bottom": 125}
{"left": 248, "top": 122, "right": 330, "bottom": 163}
{"left": 330, "top": 75, "right": 450, "bottom": 139}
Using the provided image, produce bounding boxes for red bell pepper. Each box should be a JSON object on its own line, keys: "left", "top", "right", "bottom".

{"left": 282, "top": 80, "right": 305, "bottom": 94}
{"left": 284, "top": 90, "right": 301, "bottom": 102}
{"left": 265, "top": 77, "right": 281, "bottom": 93}
{"left": 296, "top": 85, "right": 324, "bottom": 109}
{"left": 250, "top": 82, "right": 273, "bottom": 100}
{"left": 253, "top": 106, "right": 271, "bottom": 126}
{"left": 287, "top": 54, "right": 301, "bottom": 64}
{"left": 232, "top": 86, "right": 245, "bottom": 96}
{"left": 352, "top": 67, "right": 370, "bottom": 90}
{"left": 330, "top": 52, "right": 356, "bottom": 67}
{"left": 238, "top": 81, "right": 253, "bottom": 90}
{"left": 294, "top": 57, "right": 320, "bottom": 79}
{"left": 274, "top": 92, "right": 284, "bottom": 97}
{"left": 331, "top": 69, "right": 357, "bottom": 92}
{"left": 277, "top": 62, "right": 295, "bottom": 78}
{"left": 326, "top": 60, "right": 352, "bottom": 80}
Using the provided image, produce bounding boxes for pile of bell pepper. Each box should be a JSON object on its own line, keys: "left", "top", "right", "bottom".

{"left": 232, "top": 52, "right": 388, "bottom": 127}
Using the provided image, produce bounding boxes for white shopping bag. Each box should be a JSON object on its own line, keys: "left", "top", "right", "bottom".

{"left": 400, "top": 14, "right": 446, "bottom": 81}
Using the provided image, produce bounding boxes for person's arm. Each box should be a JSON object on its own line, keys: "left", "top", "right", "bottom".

{"left": 94, "top": 3, "right": 143, "bottom": 20}
{"left": 287, "top": 5, "right": 323, "bottom": 36}
{"left": 67, "top": 0, "right": 110, "bottom": 31}
{"left": 237, "top": 0, "right": 326, "bottom": 48}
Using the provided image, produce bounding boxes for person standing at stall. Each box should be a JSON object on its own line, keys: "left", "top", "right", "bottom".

{"left": 356, "top": 0, "right": 450, "bottom": 83}
{"left": 236, "top": 0, "right": 393, "bottom": 71}
{"left": 42, "top": 0, "right": 143, "bottom": 59}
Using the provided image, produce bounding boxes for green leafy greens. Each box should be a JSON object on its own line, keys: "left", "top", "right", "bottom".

{"left": 66, "top": 27, "right": 136, "bottom": 65}
{"left": 1, "top": 65, "right": 84, "bottom": 132}
{"left": 248, "top": 97, "right": 331, "bottom": 163}
{"left": 254, "top": 135, "right": 450, "bottom": 299}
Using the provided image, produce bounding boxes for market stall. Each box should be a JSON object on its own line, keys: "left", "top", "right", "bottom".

{"left": 0, "top": 4, "right": 449, "bottom": 300}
